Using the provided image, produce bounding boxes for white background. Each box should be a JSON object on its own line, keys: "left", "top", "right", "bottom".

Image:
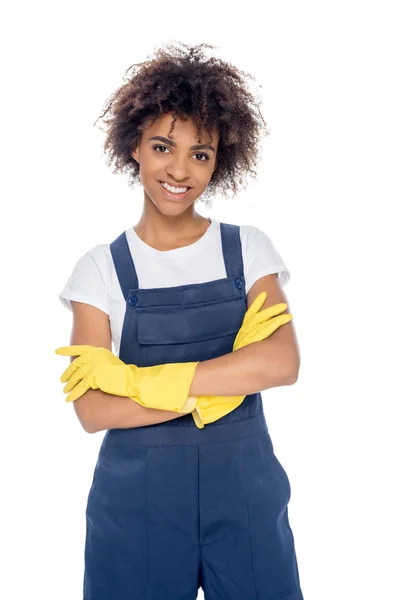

{"left": 1, "top": 1, "right": 399, "bottom": 598}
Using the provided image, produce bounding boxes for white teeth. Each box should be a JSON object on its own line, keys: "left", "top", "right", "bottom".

{"left": 161, "top": 182, "right": 189, "bottom": 194}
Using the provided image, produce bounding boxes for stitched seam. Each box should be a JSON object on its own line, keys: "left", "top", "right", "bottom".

{"left": 105, "top": 432, "right": 266, "bottom": 449}
{"left": 142, "top": 447, "right": 149, "bottom": 600}
{"left": 104, "top": 416, "right": 266, "bottom": 448}
{"left": 197, "top": 445, "right": 201, "bottom": 552}
{"left": 131, "top": 274, "right": 240, "bottom": 296}
{"left": 197, "top": 410, "right": 263, "bottom": 428}
{"left": 241, "top": 439, "right": 260, "bottom": 600}
{"left": 104, "top": 429, "right": 267, "bottom": 449}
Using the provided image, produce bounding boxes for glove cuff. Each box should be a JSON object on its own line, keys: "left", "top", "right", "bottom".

{"left": 177, "top": 395, "right": 198, "bottom": 413}
{"left": 136, "top": 362, "right": 200, "bottom": 412}
{"left": 191, "top": 407, "right": 205, "bottom": 429}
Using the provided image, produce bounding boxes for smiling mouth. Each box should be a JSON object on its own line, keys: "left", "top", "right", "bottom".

{"left": 159, "top": 180, "right": 192, "bottom": 190}
{"left": 158, "top": 181, "right": 192, "bottom": 199}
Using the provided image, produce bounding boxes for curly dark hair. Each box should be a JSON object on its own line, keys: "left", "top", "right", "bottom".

{"left": 94, "top": 41, "right": 269, "bottom": 204}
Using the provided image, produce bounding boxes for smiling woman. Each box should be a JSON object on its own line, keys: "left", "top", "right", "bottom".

{"left": 129, "top": 112, "right": 219, "bottom": 214}
{"left": 94, "top": 41, "right": 268, "bottom": 206}
{"left": 57, "top": 40, "right": 304, "bottom": 600}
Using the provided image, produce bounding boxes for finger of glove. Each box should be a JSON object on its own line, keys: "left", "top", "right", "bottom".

{"left": 63, "top": 349, "right": 124, "bottom": 379}
{"left": 234, "top": 314, "right": 293, "bottom": 350}
{"left": 232, "top": 302, "right": 287, "bottom": 351}
{"left": 245, "top": 303, "right": 289, "bottom": 328}
{"left": 63, "top": 365, "right": 87, "bottom": 393}
{"left": 60, "top": 354, "right": 90, "bottom": 383}
{"left": 251, "top": 314, "right": 293, "bottom": 342}
{"left": 242, "top": 291, "right": 267, "bottom": 326}
{"left": 253, "top": 313, "right": 293, "bottom": 343}
{"left": 66, "top": 378, "right": 91, "bottom": 403}
{"left": 235, "top": 299, "right": 287, "bottom": 350}
{"left": 234, "top": 292, "right": 267, "bottom": 348}
{"left": 55, "top": 344, "right": 96, "bottom": 357}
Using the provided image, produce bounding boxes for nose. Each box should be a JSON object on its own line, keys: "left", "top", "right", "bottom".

{"left": 165, "top": 154, "right": 191, "bottom": 183}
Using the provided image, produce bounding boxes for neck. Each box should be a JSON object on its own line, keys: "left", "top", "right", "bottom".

{"left": 133, "top": 194, "right": 210, "bottom": 249}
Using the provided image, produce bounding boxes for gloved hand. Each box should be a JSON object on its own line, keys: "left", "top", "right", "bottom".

{"left": 189, "top": 291, "right": 293, "bottom": 428}
{"left": 55, "top": 292, "right": 290, "bottom": 419}
{"left": 55, "top": 344, "right": 199, "bottom": 412}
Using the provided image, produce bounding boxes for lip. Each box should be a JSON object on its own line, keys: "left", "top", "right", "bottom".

{"left": 158, "top": 180, "right": 192, "bottom": 201}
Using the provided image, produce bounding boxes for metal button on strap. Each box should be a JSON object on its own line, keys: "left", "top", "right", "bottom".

{"left": 128, "top": 295, "right": 138, "bottom": 306}
{"left": 235, "top": 278, "right": 243, "bottom": 289}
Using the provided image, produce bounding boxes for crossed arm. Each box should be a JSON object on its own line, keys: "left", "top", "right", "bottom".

{"left": 67, "top": 273, "right": 300, "bottom": 433}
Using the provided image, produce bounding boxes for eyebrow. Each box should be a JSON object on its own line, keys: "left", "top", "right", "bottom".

{"left": 148, "top": 136, "right": 216, "bottom": 153}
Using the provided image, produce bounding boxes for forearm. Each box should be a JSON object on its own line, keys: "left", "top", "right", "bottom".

{"left": 74, "top": 388, "right": 188, "bottom": 433}
{"left": 188, "top": 339, "right": 296, "bottom": 397}
{"left": 74, "top": 340, "right": 296, "bottom": 433}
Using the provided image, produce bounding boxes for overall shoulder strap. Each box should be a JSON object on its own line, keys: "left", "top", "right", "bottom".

{"left": 109, "top": 232, "right": 139, "bottom": 300}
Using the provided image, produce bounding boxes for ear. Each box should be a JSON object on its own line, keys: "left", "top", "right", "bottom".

{"left": 131, "top": 147, "right": 139, "bottom": 163}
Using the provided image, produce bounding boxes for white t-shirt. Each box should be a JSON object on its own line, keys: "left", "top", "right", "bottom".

{"left": 59, "top": 217, "right": 290, "bottom": 355}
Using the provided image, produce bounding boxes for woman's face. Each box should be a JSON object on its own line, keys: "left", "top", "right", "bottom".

{"left": 131, "top": 112, "right": 219, "bottom": 215}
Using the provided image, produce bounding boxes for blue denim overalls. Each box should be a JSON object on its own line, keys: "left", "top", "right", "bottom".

{"left": 83, "top": 222, "right": 304, "bottom": 600}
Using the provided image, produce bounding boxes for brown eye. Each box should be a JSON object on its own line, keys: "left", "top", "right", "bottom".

{"left": 153, "top": 145, "right": 170, "bottom": 153}
{"left": 153, "top": 145, "right": 209, "bottom": 162}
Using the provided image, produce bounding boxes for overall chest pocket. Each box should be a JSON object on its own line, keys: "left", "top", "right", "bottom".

{"left": 136, "top": 295, "right": 246, "bottom": 346}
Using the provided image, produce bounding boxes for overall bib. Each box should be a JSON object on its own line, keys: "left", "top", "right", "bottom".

{"left": 83, "top": 222, "right": 304, "bottom": 600}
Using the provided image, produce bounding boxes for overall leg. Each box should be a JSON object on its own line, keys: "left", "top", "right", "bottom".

{"left": 84, "top": 443, "right": 200, "bottom": 600}
{"left": 199, "top": 433, "right": 304, "bottom": 600}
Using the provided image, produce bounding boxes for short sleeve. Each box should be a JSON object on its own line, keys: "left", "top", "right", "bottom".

{"left": 58, "top": 245, "right": 110, "bottom": 316}
{"left": 242, "top": 225, "right": 291, "bottom": 294}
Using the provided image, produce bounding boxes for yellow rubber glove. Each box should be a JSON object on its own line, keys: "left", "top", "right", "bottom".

{"left": 189, "top": 291, "right": 293, "bottom": 428}
{"left": 55, "top": 345, "right": 199, "bottom": 412}
{"left": 55, "top": 292, "right": 289, "bottom": 419}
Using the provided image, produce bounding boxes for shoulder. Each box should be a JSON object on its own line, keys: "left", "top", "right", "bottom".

{"left": 239, "top": 223, "right": 277, "bottom": 254}
{"left": 218, "top": 221, "right": 266, "bottom": 244}
{"left": 239, "top": 223, "right": 263, "bottom": 242}
{"left": 236, "top": 222, "right": 291, "bottom": 292}
{"left": 77, "top": 241, "right": 117, "bottom": 294}
{"left": 74, "top": 242, "right": 112, "bottom": 277}
{"left": 219, "top": 220, "right": 281, "bottom": 261}
{"left": 85, "top": 241, "right": 111, "bottom": 263}
{"left": 59, "top": 242, "right": 113, "bottom": 315}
